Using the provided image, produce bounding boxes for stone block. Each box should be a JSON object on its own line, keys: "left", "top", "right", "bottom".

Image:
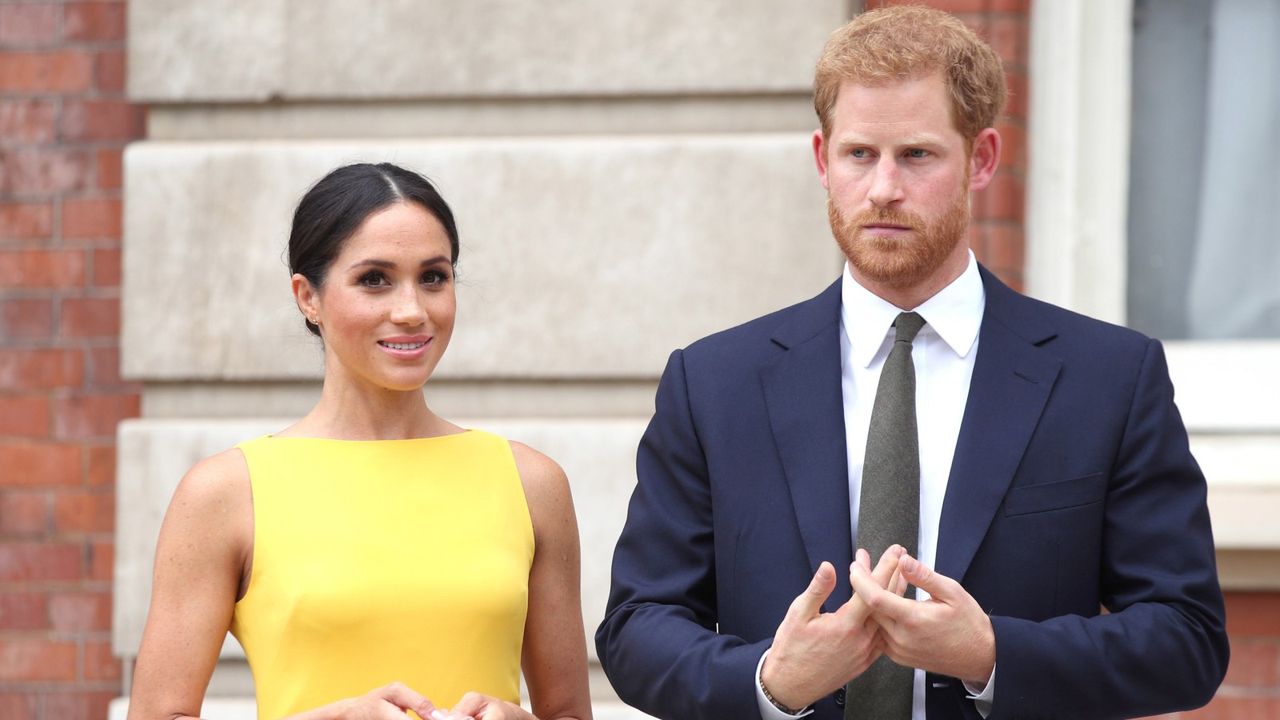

{"left": 128, "top": 0, "right": 284, "bottom": 101}
{"left": 129, "top": 0, "right": 845, "bottom": 101}
{"left": 113, "top": 417, "right": 648, "bottom": 662}
{"left": 122, "top": 137, "right": 839, "bottom": 381}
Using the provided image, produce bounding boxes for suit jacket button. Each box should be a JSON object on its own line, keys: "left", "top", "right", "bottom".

{"left": 834, "top": 687, "right": 846, "bottom": 707}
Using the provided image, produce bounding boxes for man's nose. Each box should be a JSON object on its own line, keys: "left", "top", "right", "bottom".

{"left": 867, "top": 157, "right": 905, "bottom": 207}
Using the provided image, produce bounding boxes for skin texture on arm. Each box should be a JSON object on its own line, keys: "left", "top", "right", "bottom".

{"left": 436, "top": 443, "right": 593, "bottom": 720}
{"left": 126, "top": 450, "right": 253, "bottom": 720}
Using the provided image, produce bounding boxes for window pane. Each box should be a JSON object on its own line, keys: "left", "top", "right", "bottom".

{"left": 1128, "top": 0, "right": 1280, "bottom": 340}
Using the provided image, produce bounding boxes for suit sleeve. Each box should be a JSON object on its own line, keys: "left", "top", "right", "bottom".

{"left": 988, "top": 339, "right": 1229, "bottom": 719}
{"left": 595, "top": 349, "right": 770, "bottom": 720}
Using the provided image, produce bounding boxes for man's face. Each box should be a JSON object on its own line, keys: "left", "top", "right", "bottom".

{"left": 815, "top": 73, "right": 976, "bottom": 291}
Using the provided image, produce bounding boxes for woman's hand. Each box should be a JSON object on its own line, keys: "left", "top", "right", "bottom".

{"left": 288, "top": 682, "right": 438, "bottom": 720}
{"left": 431, "top": 692, "right": 531, "bottom": 720}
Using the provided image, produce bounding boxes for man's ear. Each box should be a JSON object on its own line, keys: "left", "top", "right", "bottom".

{"left": 292, "top": 273, "right": 320, "bottom": 326}
{"left": 812, "top": 129, "right": 832, "bottom": 190}
{"left": 968, "top": 127, "right": 1002, "bottom": 192}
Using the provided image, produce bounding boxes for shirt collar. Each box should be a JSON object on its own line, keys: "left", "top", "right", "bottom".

{"left": 840, "top": 250, "right": 985, "bottom": 368}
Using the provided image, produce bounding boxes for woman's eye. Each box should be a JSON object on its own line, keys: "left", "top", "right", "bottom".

{"left": 422, "top": 270, "right": 451, "bottom": 287}
{"left": 358, "top": 271, "right": 389, "bottom": 288}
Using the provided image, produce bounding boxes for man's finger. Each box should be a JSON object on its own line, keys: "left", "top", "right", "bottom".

{"left": 849, "top": 558, "right": 914, "bottom": 622}
{"left": 899, "top": 554, "right": 963, "bottom": 603}
{"left": 870, "top": 544, "right": 905, "bottom": 587}
{"left": 788, "top": 561, "right": 837, "bottom": 620}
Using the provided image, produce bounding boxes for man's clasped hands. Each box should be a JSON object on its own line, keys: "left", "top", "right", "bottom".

{"left": 760, "top": 545, "right": 999, "bottom": 712}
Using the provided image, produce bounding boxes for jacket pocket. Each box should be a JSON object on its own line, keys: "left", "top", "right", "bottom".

{"left": 1003, "top": 472, "right": 1106, "bottom": 516}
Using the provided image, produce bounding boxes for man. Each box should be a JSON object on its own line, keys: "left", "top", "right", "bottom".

{"left": 596, "top": 6, "right": 1228, "bottom": 720}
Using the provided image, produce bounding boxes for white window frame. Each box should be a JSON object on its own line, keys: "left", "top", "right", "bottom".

{"left": 1025, "top": 1, "right": 1280, "bottom": 556}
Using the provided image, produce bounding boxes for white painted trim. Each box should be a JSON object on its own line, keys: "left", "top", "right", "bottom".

{"left": 1025, "top": 0, "right": 1131, "bottom": 324}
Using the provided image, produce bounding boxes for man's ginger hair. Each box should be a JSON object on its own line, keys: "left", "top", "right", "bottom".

{"left": 814, "top": 5, "right": 1007, "bottom": 142}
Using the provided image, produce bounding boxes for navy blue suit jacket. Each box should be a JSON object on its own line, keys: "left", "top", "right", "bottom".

{"left": 596, "top": 267, "right": 1228, "bottom": 719}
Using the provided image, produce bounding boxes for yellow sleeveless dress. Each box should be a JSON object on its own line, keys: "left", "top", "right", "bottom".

{"left": 230, "top": 430, "right": 534, "bottom": 720}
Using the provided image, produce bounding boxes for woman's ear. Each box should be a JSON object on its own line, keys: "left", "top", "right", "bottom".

{"left": 292, "top": 273, "right": 320, "bottom": 326}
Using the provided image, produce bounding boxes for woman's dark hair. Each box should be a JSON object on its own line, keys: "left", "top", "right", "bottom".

{"left": 288, "top": 162, "right": 460, "bottom": 336}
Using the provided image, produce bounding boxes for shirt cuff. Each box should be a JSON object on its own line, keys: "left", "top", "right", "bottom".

{"left": 961, "top": 663, "right": 995, "bottom": 719}
{"left": 755, "top": 648, "right": 815, "bottom": 719}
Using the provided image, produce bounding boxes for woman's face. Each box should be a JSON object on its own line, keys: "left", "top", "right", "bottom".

{"left": 297, "top": 201, "right": 456, "bottom": 394}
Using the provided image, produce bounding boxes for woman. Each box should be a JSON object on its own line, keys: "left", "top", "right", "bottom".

{"left": 128, "top": 163, "right": 593, "bottom": 720}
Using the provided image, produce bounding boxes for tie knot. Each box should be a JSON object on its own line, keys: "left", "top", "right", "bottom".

{"left": 893, "top": 311, "right": 925, "bottom": 344}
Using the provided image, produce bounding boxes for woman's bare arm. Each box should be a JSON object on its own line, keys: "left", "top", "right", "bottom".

{"left": 127, "top": 449, "right": 253, "bottom": 720}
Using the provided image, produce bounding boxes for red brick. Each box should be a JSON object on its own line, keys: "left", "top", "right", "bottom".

{"left": 985, "top": 16, "right": 1026, "bottom": 68}
{"left": 0, "top": 99, "right": 57, "bottom": 146}
{"left": 49, "top": 590, "right": 112, "bottom": 630}
{"left": 998, "top": 121, "right": 1026, "bottom": 172}
{"left": 1006, "top": 70, "right": 1028, "bottom": 121}
{"left": 1222, "top": 638, "right": 1280, "bottom": 689}
{"left": 62, "top": 197, "right": 121, "bottom": 239}
{"left": 88, "top": 539, "right": 111, "bottom": 580}
{"left": 84, "top": 640, "right": 121, "bottom": 681}
{"left": 0, "top": 395, "right": 50, "bottom": 438}
{"left": 0, "top": 348, "right": 85, "bottom": 389}
{"left": 53, "top": 490, "right": 114, "bottom": 533}
{"left": 0, "top": 50, "right": 94, "bottom": 93}
{"left": 0, "top": 249, "right": 86, "bottom": 288}
{"left": 1226, "top": 592, "right": 1280, "bottom": 636}
{"left": 0, "top": 148, "right": 93, "bottom": 195}
{"left": 87, "top": 345, "right": 127, "bottom": 388}
{"left": 1184, "top": 696, "right": 1280, "bottom": 719}
{"left": 52, "top": 392, "right": 138, "bottom": 439}
{"left": 0, "top": 491, "right": 49, "bottom": 534}
{"left": 978, "top": 222, "right": 1024, "bottom": 274}
{"left": 976, "top": 170, "right": 1023, "bottom": 222}
{"left": 94, "top": 49, "right": 125, "bottom": 94}
{"left": 85, "top": 444, "right": 114, "bottom": 486}
{"left": 95, "top": 147, "right": 123, "bottom": 190}
{"left": 43, "top": 692, "right": 115, "bottom": 720}
{"left": 0, "top": 202, "right": 53, "bottom": 240}
{"left": 59, "top": 99, "right": 145, "bottom": 142}
{"left": 0, "top": 541, "right": 81, "bottom": 581}
{"left": 0, "top": 4, "right": 62, "bottom": 47}
{"left": 0, "top": 443, "right": 81, "bottom": 487}
{"left": 0, "top": 693, "right": 39, "bottom": 720}
{"left": 59, "top": 296, "right": 119, "bottom": 338}
{"left": 0, "top": 298, "right": 54, "bottom": 341}
{"left": 64, "top": 2, "right": 126, "bottom": 42}
{"left": 0, "top": 637, "right": 76, "bottom": 680}
{"left": 0, "top": 592, "right": 49, "bottom": 630}
{"left": 91, "top": 247, "right": 120, "bottom": 287}
{"left": 989, "top": 0, "right": 1030, "bottom": 12}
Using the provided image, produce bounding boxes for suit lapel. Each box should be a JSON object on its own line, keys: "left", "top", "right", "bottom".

{"left": 936, "top": 269, "right": 1061, "bottom": 583}
{"left": 760, "top": 281, "right": 854, "bottom": 611}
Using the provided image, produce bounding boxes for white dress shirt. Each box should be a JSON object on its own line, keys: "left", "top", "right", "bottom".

{"left": 756, "top": 252, "right": 993, "bottom": 719}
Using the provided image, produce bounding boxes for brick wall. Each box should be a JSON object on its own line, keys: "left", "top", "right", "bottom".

{"left": 1, "top": 1, "right": 141, "bottom": 717}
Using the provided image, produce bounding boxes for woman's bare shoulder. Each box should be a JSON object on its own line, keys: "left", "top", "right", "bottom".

{"left": 163, "top": 447, "right": 253, "bottom": 543}
{"left": 507, "top": 440, "right": 575, "bottom": 533}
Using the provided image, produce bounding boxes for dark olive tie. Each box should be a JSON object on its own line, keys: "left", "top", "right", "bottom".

{"left": 845, "top": 311, "right": 925, "bottom": 720}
